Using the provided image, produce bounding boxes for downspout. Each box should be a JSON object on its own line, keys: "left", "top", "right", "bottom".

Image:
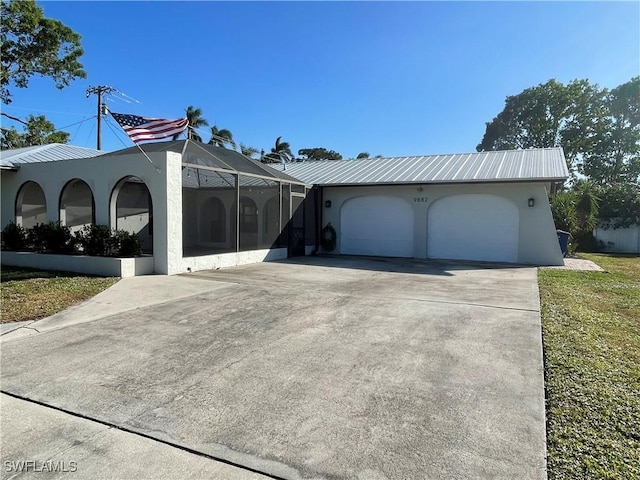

{"left": 312, "top": 186, "right": 322, "bottom": 255}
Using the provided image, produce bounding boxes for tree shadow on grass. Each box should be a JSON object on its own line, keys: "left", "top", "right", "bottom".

{"left": 1, "top": 266, "right": 79, "bottom": 282}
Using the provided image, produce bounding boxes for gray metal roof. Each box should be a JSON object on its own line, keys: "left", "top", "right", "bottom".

{"left": 272, "top": 147, "right": 569, "bottom": 186}
{"left": 101, "top": 140, "right": 306, "bottom": 184}
{"left": 0, "top": 143, "right": 102, "bottom": 169}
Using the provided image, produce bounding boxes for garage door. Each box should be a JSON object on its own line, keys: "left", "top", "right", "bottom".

{"left": 428, "top": 194, "right": 519, "bottom": 263}
{"left": 341, "top": 196, "right": 414, "bottom": 257}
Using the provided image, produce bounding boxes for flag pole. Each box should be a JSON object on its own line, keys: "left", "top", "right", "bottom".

{"left": 107, "top": 109, "right": 161, "bottom": 173}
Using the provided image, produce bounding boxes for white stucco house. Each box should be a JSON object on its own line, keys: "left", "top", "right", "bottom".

{"left": 1, "top": 142, "right": 568, "bottom": 276}
{"left": 273, "top": 147, "right": 568, "bottom": 265}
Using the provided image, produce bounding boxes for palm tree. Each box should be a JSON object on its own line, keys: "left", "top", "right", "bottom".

{"left": 173, "top": 106, "right": 208, "bottom": 141}
{"left": 573, "top": 180, "right": 600, "bottom": 232}
{"left": 208, "top": 125, "right": 236, "bottom": 149}
{"left": 262, "top": 136, "right": 293, "bottom": 163}
{"left": 240, "top": 143, "right": 260, "bottom": 160}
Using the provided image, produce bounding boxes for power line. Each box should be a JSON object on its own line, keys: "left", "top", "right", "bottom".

{"left": 86, "top": 85, "right": 116, "bottom": 150}
{"left": 0, "top": 105, "right": 90, "bottom": 116}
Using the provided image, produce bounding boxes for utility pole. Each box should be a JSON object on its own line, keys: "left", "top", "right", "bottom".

{"left": 86, "top": 85, "right": 115, "bottom": 150}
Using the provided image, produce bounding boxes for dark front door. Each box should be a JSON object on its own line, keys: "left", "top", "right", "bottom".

{"left": 289, "top": 195, "right": 305, "bottom": 257}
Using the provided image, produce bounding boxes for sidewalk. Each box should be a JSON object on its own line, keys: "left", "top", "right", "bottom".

{"left": 541, "top": 258, "right": 604, "bottom": 272}
{"left": 0, "top": 393, "right": 270, "bottom": 480}
{"left": 1, "top": 274, "right": 235, "bottom": 341}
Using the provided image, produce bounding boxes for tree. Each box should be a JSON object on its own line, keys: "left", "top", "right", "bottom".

{"left": 262, "top": 136, "right": 292, "bottom": 163}
{"left": 356, "top": 152, "right": 370, "bottom": 159}
{"left": 597, "top": 183, "right": 640, "bottom": 229}
{"left": 477, "top": 79, "right": 607, "bottom": 177}
{"left": 208, "top": 125, "right": 236, "bottom": 149}
{"left": 240, "top": 143, "right": 260, "bottom": 160}
{"left": 0, "top": 113, "right": 69, "bottom": 149}
{"left": 1, "top": 0, "right": 86, "bottom": 104}
{"left": 173, "top": 106, "right": 208, "bottom": 141}
{"left": 550, "top": 180, "right": 601, "bottom": 251}
{"left": 298, "top": 147, "right": 342, "bottom": 162}
{"left": 581, "top": 77, "right": 640, "bottom": 185}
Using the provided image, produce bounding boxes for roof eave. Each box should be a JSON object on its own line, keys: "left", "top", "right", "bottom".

{"left": 314, "top": 177, "right": 568, "bottom": 187}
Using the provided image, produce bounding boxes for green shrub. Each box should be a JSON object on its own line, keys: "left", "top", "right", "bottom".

{"left": 26, "top": 222, "right": 76, "bottom": 253}
{"left": 572, "top": 231, "right": 601, "bottom": 253}
{"left": 75, "top": 224, "right": 114, "bottom": 256}
{"left": 27, "top": 223, "right": 50, "bottom": 252}
{"left": 47, "top": 222, "right": 75, "bottom": 253}
{"left": 1, "top": 222, "right": 27, "bottom": 251}
{"left": 113, "top": 230, "right": 142, "bottom": 257}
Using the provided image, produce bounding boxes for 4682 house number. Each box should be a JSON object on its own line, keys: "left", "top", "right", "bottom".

{"left": 413, "top": 197, "right": 428, "bottom": 203}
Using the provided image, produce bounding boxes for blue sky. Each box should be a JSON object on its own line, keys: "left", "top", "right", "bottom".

{"left": 3, "top": 1, "right": 639, "bottom": 158}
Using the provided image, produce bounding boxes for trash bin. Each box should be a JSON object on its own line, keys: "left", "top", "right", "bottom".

{"left": 557, "top": 230, "right": 570, "bottom": 256}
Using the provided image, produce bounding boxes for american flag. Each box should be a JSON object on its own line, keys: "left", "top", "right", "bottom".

{"left": 110, "top": 112, "right": 189, "bottom": 143}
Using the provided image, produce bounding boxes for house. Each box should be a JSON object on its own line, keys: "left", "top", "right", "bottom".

{"left": 1, "top": 142, "right": 568, "bottom": 276}
{"left": 273, "top": 147, "right": 568, "bottom": 265}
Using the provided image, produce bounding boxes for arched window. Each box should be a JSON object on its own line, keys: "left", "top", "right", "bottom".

{"left": 59, "top": 179, "right": 94, "bottom": 232}
{"left": 16, "top": 181, "right": 47, "bottom": 228}
{"left": 233, "top": 196, "right": 258, "bottom": 251}
{"left": 111, "top": 176, "right": 153, "bottom": 253}
{"left": 200, "top": 197, "right": 226, "bottom": 243}
{"left": 262, "top": 195, "right": 280, "bottom": 247}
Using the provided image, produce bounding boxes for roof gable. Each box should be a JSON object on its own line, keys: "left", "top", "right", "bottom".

{"left": 0, "top": 143, "right": 102, "bottom": 169}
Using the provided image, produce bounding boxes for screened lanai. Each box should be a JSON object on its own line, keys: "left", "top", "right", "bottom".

{"left": 116, "top": 140, "right": 316, "bottom": 259}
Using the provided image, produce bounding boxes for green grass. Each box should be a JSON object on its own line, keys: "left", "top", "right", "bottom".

{"left": 539, "top": 254, "right": 640, "bottom": 479}
{"left": 1, "top": 266, "right": 118, "bottom": 323}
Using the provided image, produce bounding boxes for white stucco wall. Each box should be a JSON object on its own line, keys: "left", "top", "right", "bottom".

{"left": 1, "top": 252, "right": 154, "bottom": 278}
{"left": 594, "top": 224, "right": 640, "bottom": 253}
{"left": 1, "top": 151, "right": 180, "bottom": 274}
{"left": 179, "top": 248, "right": 288, "bottom": 274}
{"left": 320, "top": 182, "right": 563, "bottom": 266}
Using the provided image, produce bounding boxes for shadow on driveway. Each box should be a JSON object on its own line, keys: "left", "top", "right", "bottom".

{"left": 1, "top": 257, "right": 547, "bottom": 480}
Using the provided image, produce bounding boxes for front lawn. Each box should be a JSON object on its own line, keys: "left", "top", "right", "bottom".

{"left": 1, "top": 266, "right": 118, "bottom": 323}
{"left": 539, "top": 254, "right": 640, "bottom": 479}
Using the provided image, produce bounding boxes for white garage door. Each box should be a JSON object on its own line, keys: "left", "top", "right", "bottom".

{"left": 428, "top": 194, "right": 519, "bottom": 263}
{"left": 341, "top": 196, "right": 414, "bottom": 257}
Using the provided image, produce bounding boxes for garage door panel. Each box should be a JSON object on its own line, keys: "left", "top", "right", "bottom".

{"left": 341, "top": 196, "right": 413, "bottom": 257}
{"left": 428, "top": 194, "right": 519, "bottom": 263}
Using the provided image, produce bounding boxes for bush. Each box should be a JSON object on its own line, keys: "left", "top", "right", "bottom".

{"left": 572, "top": 231, "right": 601, "bottom": 253}
{"left": 26, "top": 222, "right": 76, "bottom": 253}
{"left": 3, "top": 222, "right": 144, "bottom": 257}
{"left": 27, "top": 223, "right": 49, "bottom": 252}
{"left": 1, "top": 222, "right": 27, "bottom": 251}
{"left": 75, "top": 224, "right": 114, "bottom": 256}
{"left": 551, "top": 192, "right": 578, "bottom": 233}
{"left": 113, "top": 230, "right": 142, "bottom": 257}
{"left": 48, "top": 223, "right": 75, "bottom": 253}
{"left": 597, "top": 183, "right": 640, "bottom": 229}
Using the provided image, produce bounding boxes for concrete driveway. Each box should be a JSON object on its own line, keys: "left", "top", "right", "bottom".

{"left": 1, "top": 256, "right": 546, "bottom": 479}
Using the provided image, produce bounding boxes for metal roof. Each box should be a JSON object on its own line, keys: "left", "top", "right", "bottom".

{"left": 0, "top": 143, "right": 102, "bottom": 169}
{"left": 101, "top": 140, "right": 306, "bottom": 184}
{"left": 272, "top": 147, "right": 569, "bottom": 186}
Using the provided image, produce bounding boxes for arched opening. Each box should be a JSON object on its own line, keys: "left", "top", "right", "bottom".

{"left": 110, "top": 176, "right": 153, "bottom": 253}
{"left": 15, "top": 181, "right": 47, "bottom": 228}
{"left": 200, "top": 197, "right": 226, "bottom": 243}
{"left": 231, "top": 196, "right": 258, "bottom": 251}
{"left": 262, "top": 195, "right": 280, "bottom": 248}
{"left": 59, "top": 179, "right": 94, "bottom": 233}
